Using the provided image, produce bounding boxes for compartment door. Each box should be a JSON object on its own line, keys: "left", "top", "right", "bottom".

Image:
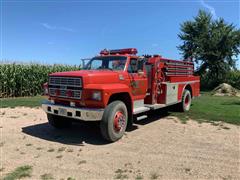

{"left": 166, "top": 83, "right": 178, "bottom": 105}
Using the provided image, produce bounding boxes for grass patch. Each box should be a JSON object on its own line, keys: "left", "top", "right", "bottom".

{"left": 34, "top": 154, "right": 40, "bottom": 158}
{"left": 184, "top": 168, "right": 191, "bottom": 173}
{"left": 114, "top": 169, "right": 128, "bottom": 179}
{"left": 66, "top": 148, "right": 74, "bottom": 152}
{"left": 150, "top": 172, "right": 159, "bottom": 179}
{"left": 9, "top": 116, "right": 18, "bottom": 118}
{"left": 222, "top": 126, "right": 230, "bottom": 130}
{"left": 135, "top": 174, "right": 143, "bottom": 179}
{"left": 170, "top": 93, "right": 240, "bottom": 125}
{"left": 115, "top": 173, "right": 128, "bottom": 179}
{"left": 57, "top": 147, "right": 66, "bottom": 152}
{"left": 0, "top": 142, "right": 5, "bottom": 147}
{"left": 114, "top": 168, "right": 128, "bottom": 179}
{"left": 47, "top": 148, "right": 55, "bottom": 152}
{"left": 67, "top": 177, "right": 76, "bottom": 180}
{"left": 78, "top": 160, "right": 87, "bottom": 165}
{"left": 40, "top": 173, "right": 54, "bottom": 180}
{"left": 56, "top": 155, "right": 63, "bottom": 159}
{"left": 3, "top": 165, "right": 32, "bottom": 180}
{"left": 2, "top": 92, "right": 239, "bottom": 125}
{"left": 0, "top": 167, "right": 5, "bottom": 172}
{"left": 1, "top": 96, "right": 46, "bottom": 108}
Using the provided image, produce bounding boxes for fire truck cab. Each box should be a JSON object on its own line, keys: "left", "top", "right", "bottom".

{"left": 42, "top": 48, "right": 200, "bottom": 142}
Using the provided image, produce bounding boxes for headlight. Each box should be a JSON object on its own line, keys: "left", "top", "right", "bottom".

{"left": 92, "top": 91, "right": 101, "bottom": 101}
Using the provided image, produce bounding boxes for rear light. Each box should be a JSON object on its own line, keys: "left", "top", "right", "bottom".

{"left": 43, "top": 82, "right": 48, "bottom": 95}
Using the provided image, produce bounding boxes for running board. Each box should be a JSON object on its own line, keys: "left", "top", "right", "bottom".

{"left": 133, "top": 107, "right": 150, "bottom": 115}
{"left": 144, "top": 104, "right": 166, "bottom": 110}
{"left": 133, "top": 103, "right": 176, "bottom": 115}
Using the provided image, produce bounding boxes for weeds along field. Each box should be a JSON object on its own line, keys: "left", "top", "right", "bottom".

{"left": 0, "top": 63, "right": 80, "bottom": 98}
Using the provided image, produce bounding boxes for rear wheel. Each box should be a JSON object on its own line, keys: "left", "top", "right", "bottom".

{"left": 100, "top": 101, "right": 128, "bottom": 142}
{"left": 47, "top": 114, "right": 72, "bottom": 128}
{"left": 179, "top": 89, "right": 192, "bottom": 112}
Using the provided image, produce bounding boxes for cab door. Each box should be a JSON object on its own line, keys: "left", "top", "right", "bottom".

{"left": 127, "top": 58, "right": 148, "bottom": 99}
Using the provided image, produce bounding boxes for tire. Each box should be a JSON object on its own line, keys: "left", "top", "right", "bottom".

{"left": 47, "top": 114, "right": 72, "bottom": 128}
{"left": 100, "top": 101, "right": 128, "bottom": 142}
{"left": 179, "top": 89, "right": 192, "bottom": 112}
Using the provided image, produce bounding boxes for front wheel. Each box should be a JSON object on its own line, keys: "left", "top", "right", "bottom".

{"left": 179, "top": 89, "right": 192, "bottom": 112}
{"left": 100, "top": 101, "right": 128, "bottom": 142}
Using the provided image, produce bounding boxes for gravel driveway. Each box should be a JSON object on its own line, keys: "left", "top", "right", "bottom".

{"left": 0, "top": 107, "right": 239, "bottom": 179}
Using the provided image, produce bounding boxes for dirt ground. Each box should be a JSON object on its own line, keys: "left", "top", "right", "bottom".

{"left": 0, "top": 107, "right": 239, "bottom": 180}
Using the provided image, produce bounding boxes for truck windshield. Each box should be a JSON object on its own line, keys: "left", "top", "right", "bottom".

{"left": 83, "top": 56, "right": 127, "bottom": 71}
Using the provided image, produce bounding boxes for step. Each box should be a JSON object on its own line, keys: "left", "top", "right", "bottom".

{"left": 144, "top": 104, "right": 166, "bottom": 110}
{"left": 133, "top": 107, "right": 150, "bottom": 115}
{"left": 136, "top": 115, "right": 148, "bottom": 121}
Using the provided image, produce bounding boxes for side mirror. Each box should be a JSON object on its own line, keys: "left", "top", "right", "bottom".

{"left": 43, "top": 82, "right": 48, "bottom": 95}
{"left": 81, "top": 58, "right": 91, "bottom": 69}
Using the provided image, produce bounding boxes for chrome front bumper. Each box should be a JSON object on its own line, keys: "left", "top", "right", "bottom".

{"left": 42, "top": 101, "right": 104, "bottom": 121}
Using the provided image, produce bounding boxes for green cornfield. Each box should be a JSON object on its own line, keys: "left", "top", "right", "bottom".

{"left": 0, "top": 63, "right": 80, "bottom": 98}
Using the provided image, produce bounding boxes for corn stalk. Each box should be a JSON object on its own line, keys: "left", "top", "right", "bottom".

{"left": 0, "top": 63, "right": 80, "bottom": 98}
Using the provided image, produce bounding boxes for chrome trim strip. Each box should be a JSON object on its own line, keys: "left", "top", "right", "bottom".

{"left": 162, "top": 80, "right": 200, "bottom": 85}
{"left": 42, "top": 101, "right": 104, "bottom": 121}
{"left": 144, "top": 101, "right": 181, "bottom": 110}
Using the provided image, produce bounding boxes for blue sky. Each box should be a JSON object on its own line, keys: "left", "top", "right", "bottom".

{"left": 1, "top": 0, "right": 240, "bottom": 68}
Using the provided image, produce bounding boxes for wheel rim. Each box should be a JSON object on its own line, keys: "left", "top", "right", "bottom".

{"left": 113, "top": 111, "right": 126, "bottom": 133}
{"left": 184, "top": 94, "right": 190, "bottom": 106}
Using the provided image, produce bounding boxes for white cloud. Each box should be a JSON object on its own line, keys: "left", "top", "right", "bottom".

{"left": 40, "top": 23, "right": 75, "bottom": 32}
{"left": 200, "top": 0, "right": 217, "bottom": 19}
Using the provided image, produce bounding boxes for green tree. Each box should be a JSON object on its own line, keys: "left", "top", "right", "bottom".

{"left": 178, "top": 10, "right": 240, "bottom": 88}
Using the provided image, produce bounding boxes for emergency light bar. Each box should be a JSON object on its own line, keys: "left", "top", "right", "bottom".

{"left": 100, "top": 48, "right": 138, "bottom": 55}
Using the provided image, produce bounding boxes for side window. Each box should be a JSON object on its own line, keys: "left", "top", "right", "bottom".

{"left": 91, "top": 60, "right": 103, "bottom": 70}
{"left": 128, "top": 58, "right": 144, "bottom": 73}
{"left": 138, "top": 60, "right": 144, "bottom": 71}
{"left": 109, "top": 60, "right": 126, "bottom": 70}
{"left": 128, "top": 59, "right": 138, "bottom": 73}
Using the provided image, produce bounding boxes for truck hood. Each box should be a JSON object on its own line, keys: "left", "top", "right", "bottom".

{"left": 50, "top": 70, "right": 124, "bottom": 84}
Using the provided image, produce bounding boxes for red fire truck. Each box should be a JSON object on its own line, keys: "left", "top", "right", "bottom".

{"left": 42, "top": 48, "right": 200, "bottom": 142}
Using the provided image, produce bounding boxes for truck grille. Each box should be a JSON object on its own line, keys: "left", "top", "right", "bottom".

{"left": 49, "top": 77, "right": 82, "bottom": 99}
{"left": 49, "top": 77, "right": 82, "bottom": 87}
